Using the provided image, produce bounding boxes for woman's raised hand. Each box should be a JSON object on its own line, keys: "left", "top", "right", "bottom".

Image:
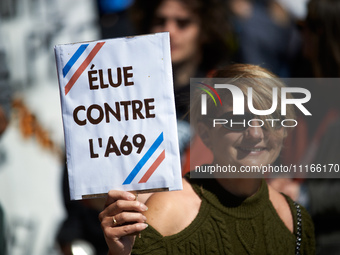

{"left": 99, "top": 190, "right": 148, "bottom": 255}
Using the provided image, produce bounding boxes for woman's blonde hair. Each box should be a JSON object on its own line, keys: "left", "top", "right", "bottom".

{"left": 190, "top": 64, "right": 296, "bottom": 134}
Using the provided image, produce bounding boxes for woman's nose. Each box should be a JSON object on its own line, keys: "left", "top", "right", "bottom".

{"left": 245, "top": 121, "right": 264, "bottom": 140}
{"left": 164, "top": 19, "right": 179, "bottom": 35}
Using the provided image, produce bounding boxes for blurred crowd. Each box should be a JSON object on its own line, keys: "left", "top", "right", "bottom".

{"left": 0, "top": 0, "right": 340, "bottom": 254}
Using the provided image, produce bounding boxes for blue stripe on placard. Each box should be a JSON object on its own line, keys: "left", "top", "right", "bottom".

{"left": 123, "top": 132, "right": 164, "bottom": 185}
{"left": 62, "top": 44, "right": 89, "bottom": 77}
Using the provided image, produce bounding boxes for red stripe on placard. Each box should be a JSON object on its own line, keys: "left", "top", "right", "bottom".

{"left": 138, "top": 150, "right": 165, "bottom": 183}
{"left": 64, "top": 42, "right": 105, "bottom": 95}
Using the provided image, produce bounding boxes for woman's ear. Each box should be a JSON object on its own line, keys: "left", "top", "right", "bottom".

{"left": 197, "top": 122, "right": 212, "bottom": 149}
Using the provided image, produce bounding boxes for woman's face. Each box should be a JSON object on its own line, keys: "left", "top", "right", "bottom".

{"left": 206, "top": 105, "right": 285, "bottom": 168}
{"left": 150, "top": 0, "right": 201, "bottom": 64}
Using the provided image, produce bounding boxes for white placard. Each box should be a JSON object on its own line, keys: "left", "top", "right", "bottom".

{"left": 55, "top": 33, "right": 182, "bottom": 200}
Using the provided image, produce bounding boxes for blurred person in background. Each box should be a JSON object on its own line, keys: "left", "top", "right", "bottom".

{"left": 271, "top": 0, "right": 340, "bottom": 254}
{"left": 130, "top": 0, "right": 234, "bottom": 173}
{"left": 302, "top": 0, "right": 340, "bottom": 78}
{"left": 130, "top": 0, "right": 233, "bottom": 121}
{"left": 229, "top": 0, "right": 303, "bottom": 77}
{"left": 96, "top": 0, "right": 136, "bottom": 39}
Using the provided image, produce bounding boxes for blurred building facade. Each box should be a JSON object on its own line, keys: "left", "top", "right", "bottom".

{"left": 0, "top": 0, "right": 100, "bottom": 254}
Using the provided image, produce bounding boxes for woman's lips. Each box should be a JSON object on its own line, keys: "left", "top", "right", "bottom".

{"left": 237, "top": 147, "right": 266, "bottom": 153}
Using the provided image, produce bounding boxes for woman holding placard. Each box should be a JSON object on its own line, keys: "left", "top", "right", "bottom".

{"left": 99, "top": 64, "right": 315, "bottom": 254}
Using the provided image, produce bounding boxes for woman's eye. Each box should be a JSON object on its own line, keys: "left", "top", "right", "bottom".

{"left": 176, "top": 18, "right": 192, "bottom": 29}
{"left": 152, "top": 17, "right": 166, "bottom": 26}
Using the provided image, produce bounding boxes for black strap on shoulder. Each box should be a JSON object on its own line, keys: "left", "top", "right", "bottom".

{"left": 293, "top": 202, "right": 302, "bottom": 255}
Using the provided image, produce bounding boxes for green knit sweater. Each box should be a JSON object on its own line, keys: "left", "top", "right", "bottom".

{"left": 132, "top": 177, "right": 315, "bottom": 255}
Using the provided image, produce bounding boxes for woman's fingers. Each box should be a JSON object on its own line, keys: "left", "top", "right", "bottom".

{"left": 104, "top": 222, "right": 149, "bottom": 241}
{"left": 104, "top": 190, "right": 136, "bottom": 208}
{"left": 102, "top": 211, "right": 147, "bottom": 228}
{"left": 99, "top": 189, "right": 149, "bottom": 237}
{"left": 99, "top": 199, "right": 148, "bottom": 222}
{"left": 114, "top": 211, "right": 147, "bottom": 226}
{"left": 109, "top": 199, "right": 148, "bottom": 214}
{"left": 101, "top": 211, "right": 148, "bottom": 251}
{"left": 99, "top": 190, "right": 148, "bottom": 221}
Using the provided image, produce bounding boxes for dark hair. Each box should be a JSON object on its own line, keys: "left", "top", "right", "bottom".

{"left": 306, "top": 0, "right": 340, "bottom": 77}
{"left": 129, "top": 0, "right": 233, "bottom": 71}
